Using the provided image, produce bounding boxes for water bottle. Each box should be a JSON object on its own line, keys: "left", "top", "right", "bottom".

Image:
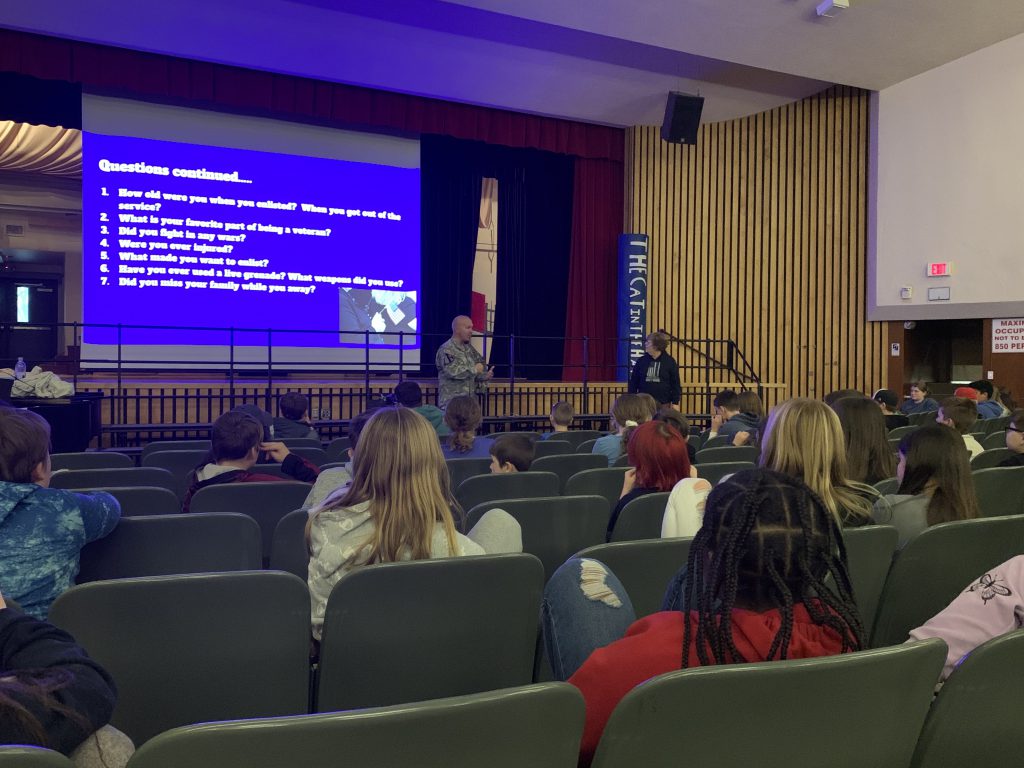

{"left": 13, "top": 357, "right": 26, "bottom": 380}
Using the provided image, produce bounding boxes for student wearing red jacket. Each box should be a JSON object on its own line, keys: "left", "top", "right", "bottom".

{"left": 182, "top": 410, "right": 319, "bottom": 513}
{"left": 541, "top": 468, "right": 864, "bottom": 765}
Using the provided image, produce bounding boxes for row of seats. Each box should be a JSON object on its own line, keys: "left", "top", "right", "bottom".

{"left": 874, "top": 465, "right": 1024, "bottom": 518}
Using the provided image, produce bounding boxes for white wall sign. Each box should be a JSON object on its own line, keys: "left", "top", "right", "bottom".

{"left": 992, "top": 318, "right": 1024, "bottom": 353}
{"left": 890, "top": 342, "right": 900, "bottom": 356}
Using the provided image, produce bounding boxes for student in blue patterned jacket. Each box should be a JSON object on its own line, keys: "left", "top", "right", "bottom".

{"left": 0, "top": 408, "right": 120, "bottom": 619}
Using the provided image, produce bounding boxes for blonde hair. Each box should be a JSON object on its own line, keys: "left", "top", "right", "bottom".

{"left": 443, "top": 395, "right": 482, "bottom": 453}
{"left": 310, "top": 408, "right": 460, "bottom": 566}
{"left": 759, "top": 398, "right": 873, "bottom": 526}
{"left": 611, "top": 393, "right": 652, "bottom": 453}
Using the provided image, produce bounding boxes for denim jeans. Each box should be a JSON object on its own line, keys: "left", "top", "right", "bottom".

{"left": 541, "top": 557, "right": 637, "bottom": 680}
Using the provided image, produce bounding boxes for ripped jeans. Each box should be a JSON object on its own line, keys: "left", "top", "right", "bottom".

{"left": 541, "top": 557, "right": 637, "bottom": 680}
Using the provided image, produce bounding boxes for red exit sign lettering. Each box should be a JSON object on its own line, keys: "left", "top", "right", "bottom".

{"left": 927, "top": 262, "right": 952, "bottom": 277}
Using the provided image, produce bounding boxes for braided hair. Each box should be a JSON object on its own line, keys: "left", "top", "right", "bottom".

{"left": 681, "top": 468, "right": 864, "bottom": 667}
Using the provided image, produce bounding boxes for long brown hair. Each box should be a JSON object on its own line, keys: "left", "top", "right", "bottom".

{"left": 832, "top": 396, "right": 897, "bottom": 484}
{"left": 443, "top": 395, "right": 482, "bottom": 454}
{"left": 897, "top": 424, "right": 980, "bottom": 525}
{"left": 311, "top": 408, "right": 460, "bottom": 565}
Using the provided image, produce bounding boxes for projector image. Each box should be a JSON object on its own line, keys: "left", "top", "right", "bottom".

{"left": 816, "top": 0, "right": 849, "bottom": 17}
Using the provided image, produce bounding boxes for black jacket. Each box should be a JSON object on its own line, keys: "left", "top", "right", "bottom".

{"left": 0, "top": 608, "right": 117, "bottom": 755}
{"left": 628, "top": 352, "right": 681, "bottom": 405}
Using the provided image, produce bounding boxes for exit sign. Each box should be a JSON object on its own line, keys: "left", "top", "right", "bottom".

{"left": 927, "top": 262, "right": 952, "bottom": 277}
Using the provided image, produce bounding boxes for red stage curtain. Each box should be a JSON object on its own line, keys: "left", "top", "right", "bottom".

{"left": 563, "top": 158, "right": 622, "bottom": 382}
{"left": 0, "top": 29, "right": 623, "bottom": 162}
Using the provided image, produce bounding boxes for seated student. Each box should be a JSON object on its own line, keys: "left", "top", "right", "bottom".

{"left": 394, "top": 381, "right": 449, "bottom": 437}
{"left": 873, "top": 424, "right": 979, "bottom": 547}
{"left": 307, "top": 408, "right": 521, "bottom": 640}
{"left": 899, "top": 380, "right": 940, "bottom": 415}
{"left": 910, "top": 555, "right": 1024, "bottom": 682}
{"left": 303, "top": 409, "right": 376, "bottom": 509}
{"left": 543, "top": 468, "right": 863, "bottom": 766}
{"left": 759, "top": 398, "right": 875, "bottom": 527}
{"left": 831, "top": 395, "right": 897, "bottom": 485}
{"left": 272, "top": 392, "right": 319, "bottom": 440}
{"left": 654, "top": 405, "right": 697, "bottom": 465}
{"left": 709, "top": 390, "right": 759, "bottom": 446}
{"left": 592, "top": 394, "right": 650, "bottom": 467}
{"left": 0, "top": 592, "right": 133, "bottom": 766}
{"left": 823, "top": 388, "right": 864, "bottom": 407}
{"left": 966, "top": 379, "right": 1008, "bottom": 419}
{"left": 605, "top": 420, "right": 702, "bottom": 541}
{"left": 999, "top": 408, "right": 1024, "bottom": 468}
{"left": 183, "top": 411, "right": 320, "bottom": 513}
{"left": 733, "top": 390, "right": 764, "bottom": 443}
{"left": 636, "top": 393, "right": 660, "bottom": 421}
{"left": 541, "top": 401, "right": 574, "bottom": 440}
{"left": 441, "top": 395, "right": 494, "bottom": 459}
{"left": 0, "top": 408, "right": 120, "bottom": 619}
{"left": 936, "top": 396, "right": 984, "bottom": 459}
{"left": 872, "top": 388, "right": 911, "bottom": 430}
{"left": 488, "top": 435, "right": 534, "bottom": 474}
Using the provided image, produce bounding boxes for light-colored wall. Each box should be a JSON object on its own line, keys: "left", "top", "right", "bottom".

{"left": 870, "top": 32, "right": 1024, "bottom": 320}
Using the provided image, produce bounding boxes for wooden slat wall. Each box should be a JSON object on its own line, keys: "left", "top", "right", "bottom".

{"left": 626, "top": 86, "right": 888, "bottom": 407}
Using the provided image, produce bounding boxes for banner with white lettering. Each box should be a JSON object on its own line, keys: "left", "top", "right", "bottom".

{"left": 992, "top": 318, "right": 1024, "bottom": 353}
{"left": 617, "top": 234, "right": 648, "bottom": 381}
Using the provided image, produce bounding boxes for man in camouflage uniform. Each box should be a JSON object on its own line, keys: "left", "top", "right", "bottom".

{"left": 436, "top": 315, "right": 493, "bottom": 408}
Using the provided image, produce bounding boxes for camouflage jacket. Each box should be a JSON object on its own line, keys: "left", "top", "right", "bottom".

{"left": 436, "top": 338, "right": 487, "bottom": 407}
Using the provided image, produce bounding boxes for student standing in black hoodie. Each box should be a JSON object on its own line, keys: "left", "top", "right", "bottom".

{"left": 628, "top": 332, "right": 681, "bottom": 406}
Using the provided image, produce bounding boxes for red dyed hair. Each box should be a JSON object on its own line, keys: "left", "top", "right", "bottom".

{"left": 627, "top": 420, "right": 691, "bottom": 491}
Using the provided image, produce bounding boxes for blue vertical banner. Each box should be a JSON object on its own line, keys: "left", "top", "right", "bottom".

{"left": 617, "top": 234, "right": 648, "bottom": 382}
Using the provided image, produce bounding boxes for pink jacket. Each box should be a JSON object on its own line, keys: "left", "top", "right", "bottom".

{"left": 909, "top": 555, "right": 1024, "bottom": 680}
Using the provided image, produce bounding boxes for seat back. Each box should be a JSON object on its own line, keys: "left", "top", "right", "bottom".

{"left": 286, "top": 446, "right": 328, "bottom": 466}
{"left": 871, "top": 515, "right": 1024, "bottom": 647}
{"left": 455, "top": 471, "right": 560, "bottom": 512}
{"left": 270, "top": 509, "right": 310, "bottom": 580}
{"left": 87, "top": 486, "right": 182, "bottom": 516}
{"left": 546, "top": 430, "right": 602, "bottom": 450}
{"left": 48, "top": 572, "right": 310, "bottom": 745}
{"left": 316, "top": 554, "right": 544, "bottom": 712}
{"left": 190, "top": 482, "right": 313, "bottom": 562}
{"left": 576, "top": 538, "right": 692, "bottom": 618}
{"left": 140, "top": 440, "right": 210, "bottom": 462}
{"left": 77, "top": 513, "right": 261, "bottom": 583}
{"left": 50, "top": 452, "right": 134, "bottom": 471}
{"left": 887, "top": 425, "right": 919, "bottom": 440}
{"left": 324, "top": 436, "right": 351, "bottom": 463}
{"left": 590, "top": 640, "right": 947, "bottom": 768}
{"left": 530, "top": 454, "right": 607, "bottom": 493}
{"left": 694, "top": 445, "right": 759, "bottom": 464}
{"left": 981, "top": 431, "right": 1008, "bottom": 450}
{"left": 908, "top": 411, "right": 936, "bottom": 426}
{"left": 446, "top": 457, "right": 493, "bottom": 494}
{"left": 564, "top": 467, "right": 630, "bottom": 512}
{"left": 612, "top": 454, "right": 631, "bottom": 468}
{"left": 465, "top": 496, "right": 608, "bottom": 581}
{"left": 695, "top": 461, "right": 756, "bottom": 486}
{"left": 910, "top": 629, "right": 1024, "bottom": 768}
{"left": 279, "top": 437, "right": 322, "bottom": 449}
{"left": 841, "top": 524, "right": 899, "bottom": 632}
{"left": 983, "top": 415, "right": 1011, "bottom": 435}
{"left": 609, "top": 492, "right": 671, "bottom": 542}
{"left": 142, "top": 450, "right": 207, "bottom": 494}
{"left": 532, "top": 440, "right": 573, "bottom": 459}
{"left": 49, "top": 467, "right": 179, "bottom": 497}
{"left": 698, "top": 434, "right": 730, "bottom": 450}
{"left": 576, "top": 438, "right": 599, "bottom": 454}
{"left": 970, "top": 448, "right": 1012, "bottom": 470}
{"left": 492, "top": 431, "right": 541, "bottom": 441}
{"left": 129, "top": 683, "right": 585, "bottom": 768}
{"left": 971, "top": 466, "right": 1024, "bottom": 517}
{"left": 874, "top": 477, "right": 900, "bottom": 496}
{"left": 0, "top": 748, "right": 74, "bottom": 767}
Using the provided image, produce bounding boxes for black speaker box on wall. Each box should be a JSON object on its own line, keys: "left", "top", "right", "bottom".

{"left": 660, "top": 92, "right": 704, "bottom": 145}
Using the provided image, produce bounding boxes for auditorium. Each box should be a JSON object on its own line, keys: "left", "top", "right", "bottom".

{"left": 0, "top": 2, "right": 1022, "bottom": 765}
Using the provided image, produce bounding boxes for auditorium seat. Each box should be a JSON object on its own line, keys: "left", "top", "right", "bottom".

{"left": 910, "top": 629, "right": 1024, "bottom": 768}
{"left": 698, "top": 434, "right": 731, "bottom": 450}
{"left": 970, "top": 448, "right": 1012, "bottom": 470}
{"left": 971, "top": 466, "right": 1024, "bottom": 517}
{"left": 575, "top": 538, "right": 691, "bottom": 618}
{"left": 285, "top": 446, "right": 328, "bottom": 466}
{"left": 495, "top": 431, "right": 541, "bottom": 441}
{"left": 608, "top": 492, "right": 671, "bottom": 543}
{"left": 324, "top": 437, "right": 351, "bottom": 463}
{"left": 694, "top": 461, "right": 756, "bottom": 486}
{"left": 83, "top": 486, "right": 181, "bottom": 517}
{"left": 532, "top": 440, "right": 573, "bottom": 459}
{"left": 48, "top": 572, "right": 311, "bottom": 745}
{"left": 544, "top": 430, "right": 602, "bottom": 450}
{"left": 49, "top": 452, "right": 133, "bottom": 471}
{"left": 908, "top": 412, "right": 935, "bottom": 427}
{"left": 0, "top": 747, "right": 73, "bottom": 767}
{"left": 270, "top": 509, "right": 310, "bottom": 580}
{"left": 694, "top": 445, "right": 759, "bottom": 465}
{"left": 612, "top": 454, "right": 631, "bottom": 468}
{"left": 141, "top": 449, "right": 207, "bottom": 495}
{"left": 870, "top": 514, "right": 1024, "bottom": 647}
{"left": 189, "top": 482, "right": 314, "bottom": 564}
{"left": 279, "top": 437, "right": 322, "bottom": 449}
{"left": 140, "top": 439, "right": 210, "bottom": 462}
{"left": 841, "top": 524, "right": 900, "bottom": 633}
{"left": 982, "top": 431, "right": 1008, "bottom": 450}
{"left": 887, "top": 425, "right": 918, "bottom": 440}
{"left": 589, "top": 640, "right": 946, "bottom": 768}
{"left": 982, "top": 415, "right": 1011, "bottom": 435}
{"left": 576, "top": 438, "right": 600, "bottom": 454}
{"left": 564, "top": 467, "right": 630, "bottom": 512}
{"left": 445, "top": 457, "right": 492, "bottom": 498}
{"left": 465, "top": 496, "right": 608, "bottom": 581}
{"left": 874, "top": 477, "right": 900, "bottom": 496}
{"left": 49, "top": 467, "right": 179, "bottom": 497}
{"left": 315, "top": 554, "right": 543, "bottom": 712}
{"left": 128, "top": 683, "right": 585, "bottom": 768}
{"left": 530, "top": 454, "right": 607, "bottom": 493}
{"left": 77, "top": 513, "right": 261, "bottom": 582}
{"left": 455, "top": 471, "right": 560, "bottom": 513}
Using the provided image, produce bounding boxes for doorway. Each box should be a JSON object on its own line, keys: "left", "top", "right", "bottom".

{"left": 902, "top": 319, "right": 984, "bottom": 386}
{"left": 0, "top": 277, "right": 60, "bottom": 368}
